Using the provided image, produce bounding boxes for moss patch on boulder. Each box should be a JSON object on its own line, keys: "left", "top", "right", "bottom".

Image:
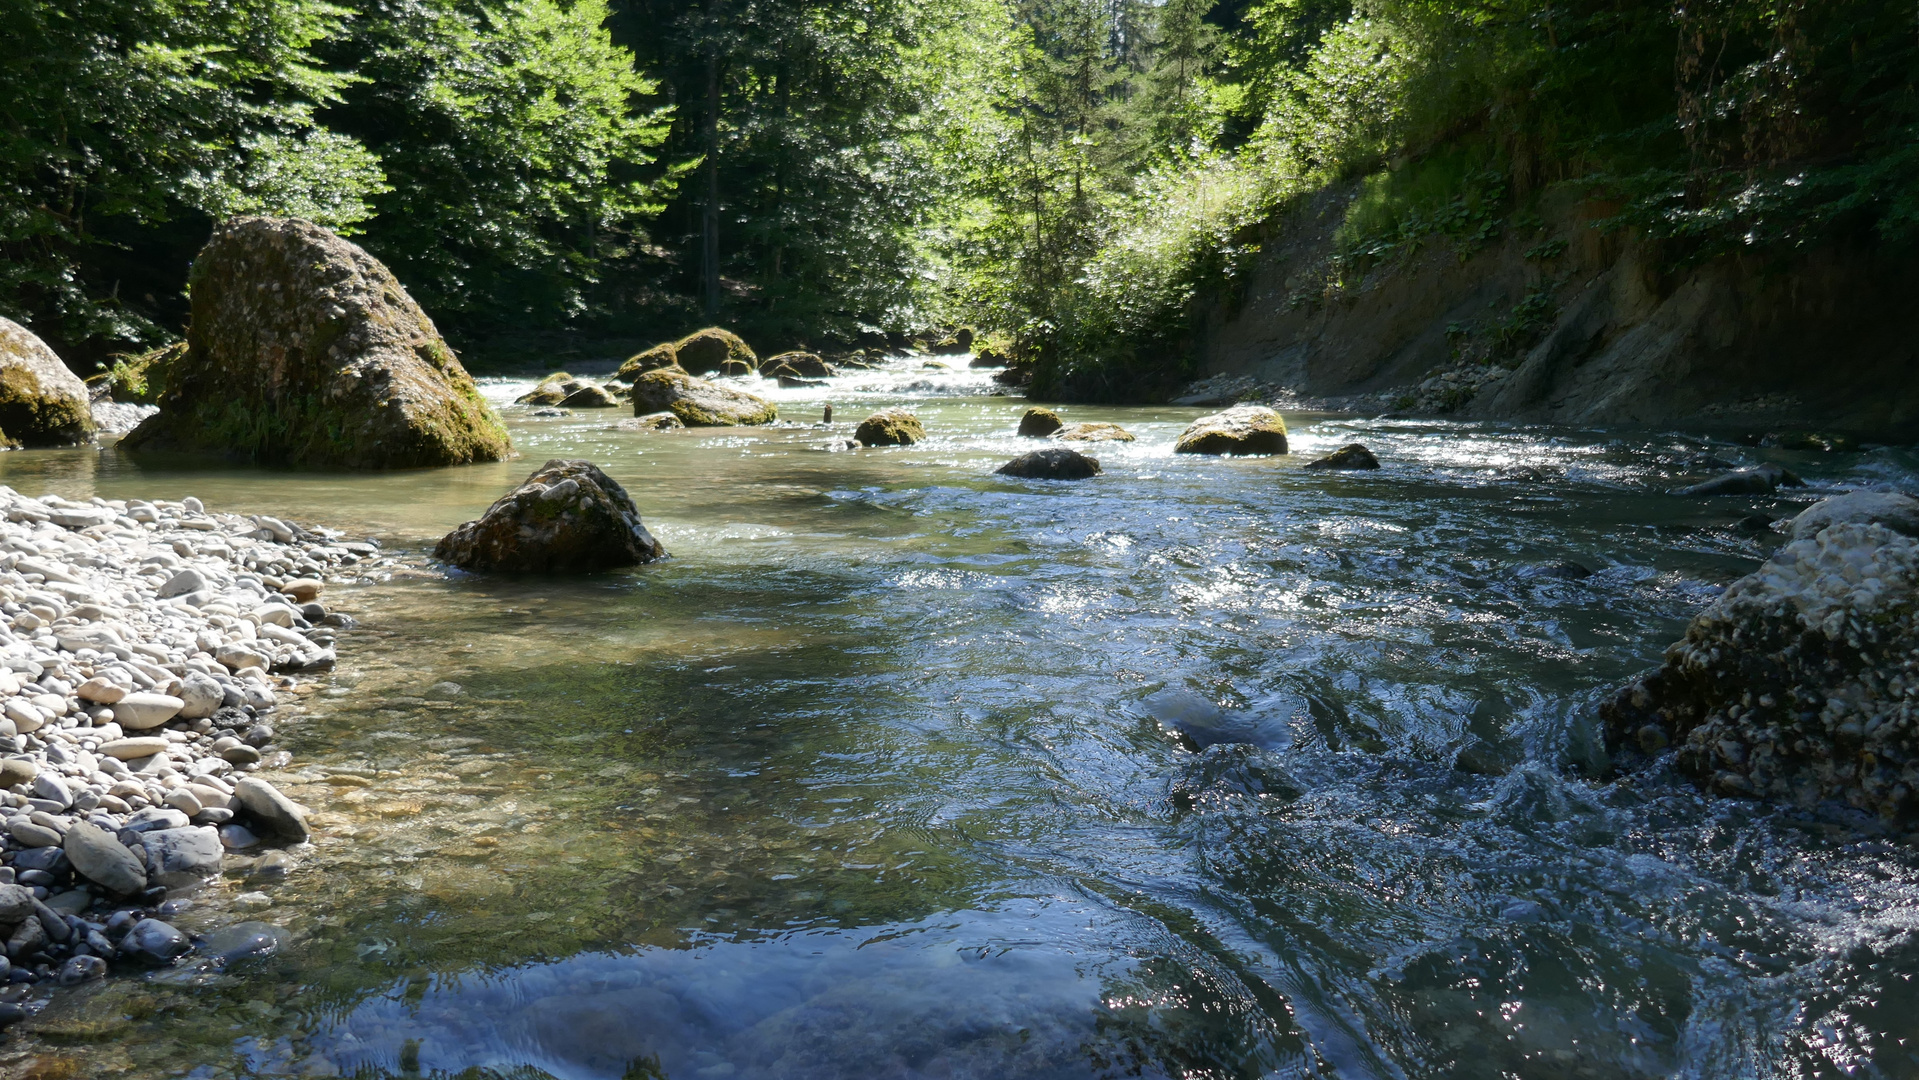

{"left": 617, "top": 343, "right": 678, "bottom": 381}
{"left": 0, "top": 318, "right": 95, "bottom": 447}
{"left": 120, "top": 217, "right": 509, "bottom": 469}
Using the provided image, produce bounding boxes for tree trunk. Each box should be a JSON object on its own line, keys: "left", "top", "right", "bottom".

{"left": 702, "top": 0, "right": 723, "bottom": 318}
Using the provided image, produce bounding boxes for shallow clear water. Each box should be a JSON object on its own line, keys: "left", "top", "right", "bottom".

{"left": 2, "top": 358, "right": 1918, "bottom": 1079}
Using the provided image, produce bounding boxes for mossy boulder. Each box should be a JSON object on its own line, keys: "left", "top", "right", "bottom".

{"left": 629, "top": 369, "right": 776, "bottom": 426}
{"left": 516, "top": 376, "right": 581, "bottom": 406}
{"left": 434, "top": 459, "right": 665, "bottom": 573}
{"left": 1054, "top": 422, "right": 1134, "bottom": 443}
{"left": 1174, "top": 406, "right": 1288, "bottom": 456}
{"left": 673, "top": 328, "right": 756, "bottom": 375}
{"left": 617, "top": 343, "right": 678, "bottom": 381}
{"left": 997, "top": 447, "right": 1100, "bottom": 480}
{"left": 761, "top": 351, "right": 833, "bottom": 378}
{"left": 0, "top": 318, "right": 94, "bottom": 447}
{"left": 120, "top": 217, "right": 510, "bottom": 468}
{"left": 1017, "top": 407, "right": 1062, "bottom": 437}
{"left": 854, "top": 408, "right": 924, "bottom": 446}
{"left": 559, "top": 384, "right": 620, "bottom": 408}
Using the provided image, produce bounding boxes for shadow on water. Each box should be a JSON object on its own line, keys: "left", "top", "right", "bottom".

{"left": 1, "top": 363, "right": 1918, "bottom": 1077}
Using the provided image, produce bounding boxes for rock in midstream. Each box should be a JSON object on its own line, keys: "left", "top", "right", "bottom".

{"left": 434, "top": 459, "right": 666, "bottom": 573}
{"left": 996, "top": 448, "right": 1101, "bottom": 480}
{"left": 1174, "top": 406, "right": 1289, "bottom": 456}
{"left": 0, "top": 485, "right": 379, "bottom": 1002}
{"left": 1601, "top": 518, "right": 1919, "bottom": 820}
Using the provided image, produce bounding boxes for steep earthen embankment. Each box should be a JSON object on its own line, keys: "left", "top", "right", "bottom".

{"left": 1197, "top": 188, "right": 1919, "bottom": 438}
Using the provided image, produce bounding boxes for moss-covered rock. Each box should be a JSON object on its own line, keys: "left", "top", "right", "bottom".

{"left": 87, "top": 342, "right": 182, "bottom": 405}
{"left": 1173, "top": 406, "right": 1288, "bottom": 456}
{"left": 434, "top": 459, "right": 665, "bottom": 572}
{"left": 854, "top": 408, "right": 924, "bottom": 446}
{"left": 996, "top": 447, "right": 1100, "bottom": 479}
{"left": 617, "top": 343, "right": 678, "bottom": 381}
{"left": 673, "top": 328, "right": 757, "bottom": 375}
{"left": 629, "top": 369, "right": 777, "bottom": 426}
{"left": 120, "top": 217, "right": 510, "bottom": 468}
{"left": 761, "top": 351, "right": 833, "bottom": 378}
{"left": 559, "top": 384, "right": 620, "bottom": 408}
{"left": 0, "top": 318, "right": 94, "bottom": 447}
{"left": 1054, "top": 422, "right": 1134, "bottom": 443}
{"left": 1017, "top": 407, "right": 1062, "bottom": 437}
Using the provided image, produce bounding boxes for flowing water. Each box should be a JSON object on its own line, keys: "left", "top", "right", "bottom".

{"left": 0, "top": 359, "right": 1917, "bottom": 1079}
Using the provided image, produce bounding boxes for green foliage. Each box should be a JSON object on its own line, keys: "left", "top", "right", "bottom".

{"left": 323, "top": 0, "right": 675, "bottom": 326}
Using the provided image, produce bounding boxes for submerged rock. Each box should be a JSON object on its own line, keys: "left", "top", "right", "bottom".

{"left": 1304, "top": 443, "right": 1380, "bottom": 470}
{"left": 1017, "top": 407, "right": 1063, "bottom": 437}
{"left": 616, "top": 342, "right": 679, "bottom": 381}
{"left": 855, "top": 408, "right": 924, "bottom": 446}
{"left": 996, "top": 447, "right": 1100, "bottom": 480}
{"left": 1788, "top": 491, "right": 1919, "bottom": 541}
{"left": 0, "top": 318, "right": 94, "bottom": 447}
{"left": 629, "top": 369, "right": 776, "bottom": 426}
{"left": 120, "top": 217, "right": 511, "bottom": 468}
{"left": 672, "top": 328, "right": 757, "bottom": 375}
{"left": 515, "top": 375, "right": 577, "bottom": 406}
{"left": 1601, "top": 522, "right": 1919, "bottom": 821}
{"left": 617, "top": 412, "right": 685, "bottom": 432}
{"left": 1174, "top": 406, "right": 1288, "bottom": 456}
{"left": 1673, "top": 463, "right": 1802, "bottom": 496}
{"left": 1053, "top": 422, "right": 1135, "bottom": 443}
{"left": 435, "top": 459, "right": 666, "bottom": 573}
{"left": 1168, "top": 744, "right": 1303, "bottom": 810}
{"left": 559, "top": 384, "right": 620, "bottom": 409}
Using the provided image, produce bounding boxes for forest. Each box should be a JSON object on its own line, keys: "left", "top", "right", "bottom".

{"left": 3, "top": 0, "right": 1915, "bottom": 392}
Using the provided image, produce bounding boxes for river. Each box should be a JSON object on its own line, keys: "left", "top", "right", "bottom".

{"left": 0, "top": 357, "right": 1914, "bottom": 1079}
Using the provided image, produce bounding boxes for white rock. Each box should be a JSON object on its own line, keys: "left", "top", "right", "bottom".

{"left": 113, "top": 693, "right": 184, "bottom": 731}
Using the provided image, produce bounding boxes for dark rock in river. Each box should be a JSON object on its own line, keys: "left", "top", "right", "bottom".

{"left": 616, "top": 342, "right": 679, "bottom": 381}
{"left": 672, "top": 328, "right": 757, "bottom": 375}
{"left": 855, "top": 408, "right": 924, "bottom": 446}
{"left": 1017, "top": 407, "right": 1062, "bottom": 437}
{"left": 1516, "top": 559, "right": 1593, "bottom": 581}
{"left": 1144, "top": 689, "right": 1292, "bottom": 751}
{"left": 1788, "top": 491, "right": 1919, "bottom": 541}
{"left": 1304, "top": 443, "right": 1380, "bottom": 470}
{"left": 435, "top": 459, "right": 665, "bottom": 573}
{"left": 121, "top": 217, "right": 510, "bottom": 468}
{"left": 1600, "top": 522, "right": 1919, "bottom": 821}
{"left": 1168, "top": 743, "right": 1303, "bottom": 810}
{"left": 559, "top": 384, "right": 620, "bottom": 408}
{"left": 996, "top": 447, "right": 1100, "bottom": 480}
{"left": 629, "top": 369, "right": 776, "bottom": 426}
{"left": 1672, "top": 462, "right": 1802, "bottom": 496}
{"left": 761, "top": 351, "right": 833, "bottom": 378}
{"left": 0, "top": 318, "right": 94, "bottom": 447}
{"left": 1174, "top": 406, "right": 1288, "bottom": 456}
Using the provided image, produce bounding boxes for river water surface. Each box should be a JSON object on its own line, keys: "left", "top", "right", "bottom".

{"left": 0, "top": 359, "right": 1917, "bottom": 1079}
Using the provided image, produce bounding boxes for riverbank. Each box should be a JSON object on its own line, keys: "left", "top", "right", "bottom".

{"left": 0, "top": 485, "right": 376, "bottom": 1008}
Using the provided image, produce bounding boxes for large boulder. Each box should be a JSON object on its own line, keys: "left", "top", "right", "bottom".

{"left": 629, "top": 370, "right": 776, "bottom": 426}
{"left": 1017, "top": 407, "right": 1063, "bottom": 437}
{"left": 435, "top": 459, "right": 665, "bottom": 572}
{"left": 616, "top": 342, "right": 678, "bottom": 381}
{"left": 1174, "top": 406, "right": 1288, "bottom": 456}
{"left": 1789, "top": 491, "right": 1919, "bottom": 541}
{"left": 996, "top": 447, "right": 1100, "bottom": 480}
{"left": 1600, "top": 522, "right": 1919, "bottom": 820}
{"left": 855, "top": 408, "right": 924, "bottom": 446}
{"left": 760, "top": 351, "right": 833, "bottom": 378}
{"left": 120, "top": 217, "right": 511, "bottom": 468}
{"left": 0, "top": 318, "right": 94, "bottom": 447}
{"left": 673, "top": 328, "right": 757, "bottom": 375}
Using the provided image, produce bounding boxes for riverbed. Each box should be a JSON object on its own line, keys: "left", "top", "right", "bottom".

{"left": 0, "top": 357, "right": 1915, "bottom": 1078}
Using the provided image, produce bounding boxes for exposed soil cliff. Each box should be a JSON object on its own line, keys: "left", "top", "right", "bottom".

{"left": 1196, "top": 187, "right": 1919, "bottom": 438}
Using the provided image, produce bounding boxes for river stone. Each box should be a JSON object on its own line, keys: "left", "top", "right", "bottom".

{"left": 672, "top": 328, "right": 756, "bottom": 375}
{"left": 9, "top": 821, "right": 59, "bottom": 847}
{"left": 114, "top": 693, "right": 185, "bottom": 730}
{"left": 1174, "top": 406, "right": 1289, "bottom": 456}
{"left": 176, "top": 671, "right": 223, "bottom": 720}
{"left": 0, "top": 317, "right": 94, "bottom": 447}
{"left": 1673, "top": 463, "right": 1803, "bottom": 496}
{"left": 121, "top": 918, "right": 190, "bottom": 964}
{"left": 1789, "top": 491, "right": 1919, "bottom": 541}
{"left": 760, "top": 351, "right": 832, "bottom": 378}
{"left": 1054, "top": 422, "right": 1135, "bottom": 443}
{"left": 0, "top": 886, "right": 32, "bottom": 926}
{"left": 615, "top": 342, "right": 678, "bottom": 381}
{"left": 233, "top": 777, "right": 310, "bottom": 843}
{"left": 128, "top": 807, "right": 191, "bottom": 833}
{"left": 202, "top": 920, "right": 289, "bottom": 964}
{"left": 1602, "top": 522, "right": 1919, "bottom": 820}
{"left": 629, "top": 370, "right": 777, "bottom": 426}
{"left": 1017, "top": 407, "right": 1063, "bottom": 437}
{"left": 216, "top": 643, "right": 270, "bottom": 672}
{"left": 996, "top": 447, "right": 1101, "bottom": 480}
{"left": 434, "top": 459, "right": 665, "bottom": 573}
{"left": 30, "top": 773, "right": 70, "bottom": 808}
{"left": 559, "top": 383, "right": 620, "bottom": 408}
{"left": 157, "top": 568, "right": 207, "bottom": 598}
{"left": 0, "top": 759, "right": 35, "bottom": 787}
{"left": 64, "top": 821, "right": 146, "bottom": 896}
{"left": 515, "top": 376, "right": 577, "bottom": 405}
{"left": 618, "top": 412, "right": 684, "bottom": 432}
{"left": 1304, "top": 443, "right": 1381, "bottom": 470}
{"left": 75, "top": 677, "right": 127, "bottom": 704}
{"left": 855, "top": 408, "right": 924, "bottom": 447}
{"left": 119, "top": 216, "right": 512, "bottom": 468}
{"left": 143, "top": 826, "right": 224, "bottom": 886}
